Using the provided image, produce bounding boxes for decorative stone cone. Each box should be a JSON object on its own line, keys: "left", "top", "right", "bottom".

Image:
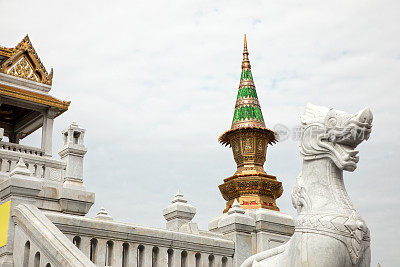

{"left": 227, "top": 199, "right": 245, "bottom": 215}
{"left": 95, "top": 206, "right": 113, "bottom": 221}
{"left": 172, "top": 189, "right": 188, "bottom": 203}
{"left": 10, "top": 158, "right": 32, "bottom": 177}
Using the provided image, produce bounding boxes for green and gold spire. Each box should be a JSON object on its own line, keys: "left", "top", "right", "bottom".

{"left": 231, "top": 34, "right": 266, "bottom": 130}
{"left": 218, "top": 35, "right": 282, "bottom": 213}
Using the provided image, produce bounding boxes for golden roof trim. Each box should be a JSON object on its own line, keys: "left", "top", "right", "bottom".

{"left": 218, "top": 126, "right": 278, "bottom": 147}
{"left": 0, "top": 83, "right": 70, "bottom": 110}
{"left": 0, "top": 35, "right": 53, "bottom": 85}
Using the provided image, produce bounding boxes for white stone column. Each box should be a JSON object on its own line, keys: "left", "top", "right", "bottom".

{"left": 28, "top": 241, "right": 39, "bottom": 267}
{"left": 173, "top": 249, "right": 182, "bottom": 267}
{"left": 156, "top": 247, "right": 168, "bottom": 267}
{"left": 10, "top": 160, "right": 16, "bottom": 172}
{"left": 128, "top": 243, "right": 138, "bottom": 267}
{"left": 96, "top": 239, "right": 107, "bottom": 266}
{"left": 199, "top": 253, "right": 208, "bottom": 267}
{"left": 214, "top": 255, "right": 223, "bottom": 267}
{"left": 187, "top": 251, "right": 196, "bottom": 267}
{"left": 41, "top": 113, "right": 54, "bottom": 157}
{"left": 80, "top": 236, "right": 91, "bottom": 258}
{"left": 28, "top": 245, "right": 35, "bottom": 267}
{"left": 112, "top": 241, "right": 123, "bottom": 267}
{"left": 1, "top": 159, "right": 7, "bottom": 172}
{"left": 224, "top": 257, "right": 233, "bottom": 267}
{"left": 143, "top": 245, "right": 153, "bottom": 267}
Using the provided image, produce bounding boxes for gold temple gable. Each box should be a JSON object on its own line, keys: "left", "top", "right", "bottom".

{"left": 0, "top": 35, "right": 53, "bottom": 85}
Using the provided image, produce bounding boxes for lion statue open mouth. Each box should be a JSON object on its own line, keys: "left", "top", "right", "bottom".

{"left": 242, "top": 103, "right": 373, "bottom": 267}
{"left": 300, "top": 103, "right": 373, "bottom": 172}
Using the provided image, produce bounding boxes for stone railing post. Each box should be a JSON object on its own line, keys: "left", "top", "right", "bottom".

{"left": 218, "top": 200, "right": 255, "bottom": 267}
{"left": 58, "top": 122, "right": 87, "bottom": 189}
{"left": 163, "top": 190, "right": 196, "bottom": 232}
{"left": 252, "top": 209, "right": 294, "bottom": 252}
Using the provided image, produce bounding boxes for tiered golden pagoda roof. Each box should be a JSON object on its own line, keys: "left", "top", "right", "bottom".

{"left": 219, "top": 35, "right": 277, "bottom": 147}
{"left": 218, "top": 35, "right": 282, "bottom": 212}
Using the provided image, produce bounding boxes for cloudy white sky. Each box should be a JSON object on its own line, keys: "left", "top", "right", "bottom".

{"left": 1, "top": 0, "right": 399, "bottom": 265}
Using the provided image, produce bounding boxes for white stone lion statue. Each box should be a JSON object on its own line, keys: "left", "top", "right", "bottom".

{"left": 241, "top": 103, "right": 373, "bottom": 267}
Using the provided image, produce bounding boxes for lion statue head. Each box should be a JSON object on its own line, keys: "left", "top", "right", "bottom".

{"left": 299, "top": 103, "right": 373, "bottom": 171}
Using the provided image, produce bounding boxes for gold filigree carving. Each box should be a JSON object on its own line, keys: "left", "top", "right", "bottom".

{"left": 242, "top": 137, "right": 254, "bottom": 153}
{"left": 7, "top": 57, "right": 38, "bottom": 82}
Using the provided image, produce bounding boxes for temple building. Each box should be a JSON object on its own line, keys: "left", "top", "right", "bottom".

{"left": 0, "top": 35, "right": 294, "bottom": 267}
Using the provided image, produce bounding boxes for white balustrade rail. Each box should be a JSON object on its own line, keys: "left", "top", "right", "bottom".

{"left": 0, "top": 141, "right": 44, "bottom": 156}
{"left": 12, "top": 204, "right": 96, "bottom": 267}
{"left": 46, "top": 212, "right": 234, "bottom": 267}
{"left": 0, "top": 141, "right": 66, "bottom": 181}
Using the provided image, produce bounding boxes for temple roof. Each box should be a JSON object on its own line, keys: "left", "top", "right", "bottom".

{"left": 231, "top": 35, "right": 266, "bottom": 130}
{"left": 0, "top": 35, "right": 70, "bottom": 140}
{"left": 0, "top": 35, "right": 53, "bottom": 85}
{"left": 219, "top": 35, "right": 277, "bottom": 146}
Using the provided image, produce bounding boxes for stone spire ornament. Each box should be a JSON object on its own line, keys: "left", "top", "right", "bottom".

{"left": 94, "top": 207, "right": 113, "bottom": 221}
{"left": 218, "top": 35, "right": 283, "bottom": 213}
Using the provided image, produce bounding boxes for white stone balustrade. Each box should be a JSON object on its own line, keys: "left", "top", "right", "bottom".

{"left": 0, "top": 142, "right": 66, "bottom": 182}
{"left": 0, "top": 141, "right": 44, "bottom": 156}
{"left": 47, "top": 210, "right": 234, "bottom": 267}
{"left": 11, "top": 204, "right": 95, "bottom": 267}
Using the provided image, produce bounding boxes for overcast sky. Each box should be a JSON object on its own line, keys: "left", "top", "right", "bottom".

{"left": 1, "top": 0, "right": 399, "bottom": 265}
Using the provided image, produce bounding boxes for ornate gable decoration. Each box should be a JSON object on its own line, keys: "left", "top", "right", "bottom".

{"left": 0, "top": 35, "right": 53, "bottom": 85}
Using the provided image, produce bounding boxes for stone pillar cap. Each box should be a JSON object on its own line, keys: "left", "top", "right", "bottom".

{"left": 163, "top": 190, "right": 196, "bottom": 222}
{"left": 218, "top": 199, "right": 255, "bottom": 233}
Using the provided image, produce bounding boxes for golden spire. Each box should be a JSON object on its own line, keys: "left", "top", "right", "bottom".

{"left": 218, "top": 36, "right": 282, "bottom": 213}
{"left": 242, "top": 34, "right": 251, "bottom": 70}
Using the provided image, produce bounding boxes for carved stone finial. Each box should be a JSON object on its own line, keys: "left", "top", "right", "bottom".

{"left": 171, "top": 189, "right": 187, "bottom": 204}
{"left": 227, "top": 199, "right": 245, "bottom": 215}
{"left": 95, "top": 207, "right": 113, "bottom": 221}
{"left": 10, "top": 158, "right": 32, "bottom": 177}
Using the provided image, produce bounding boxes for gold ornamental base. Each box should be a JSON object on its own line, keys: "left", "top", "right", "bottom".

{"left": 219, "top": 174, "right": 282, "bottom": 213}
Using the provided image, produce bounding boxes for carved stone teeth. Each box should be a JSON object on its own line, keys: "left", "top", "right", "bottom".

{"left": 348, "top": 150, "right": 359, "bottom": 156}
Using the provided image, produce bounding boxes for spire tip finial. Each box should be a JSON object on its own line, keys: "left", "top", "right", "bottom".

{"left": 242, "top": 34, "right": 250, "bottom": 69}
{"left": 243, "top": 34, "right": 248, "bottom": 52}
